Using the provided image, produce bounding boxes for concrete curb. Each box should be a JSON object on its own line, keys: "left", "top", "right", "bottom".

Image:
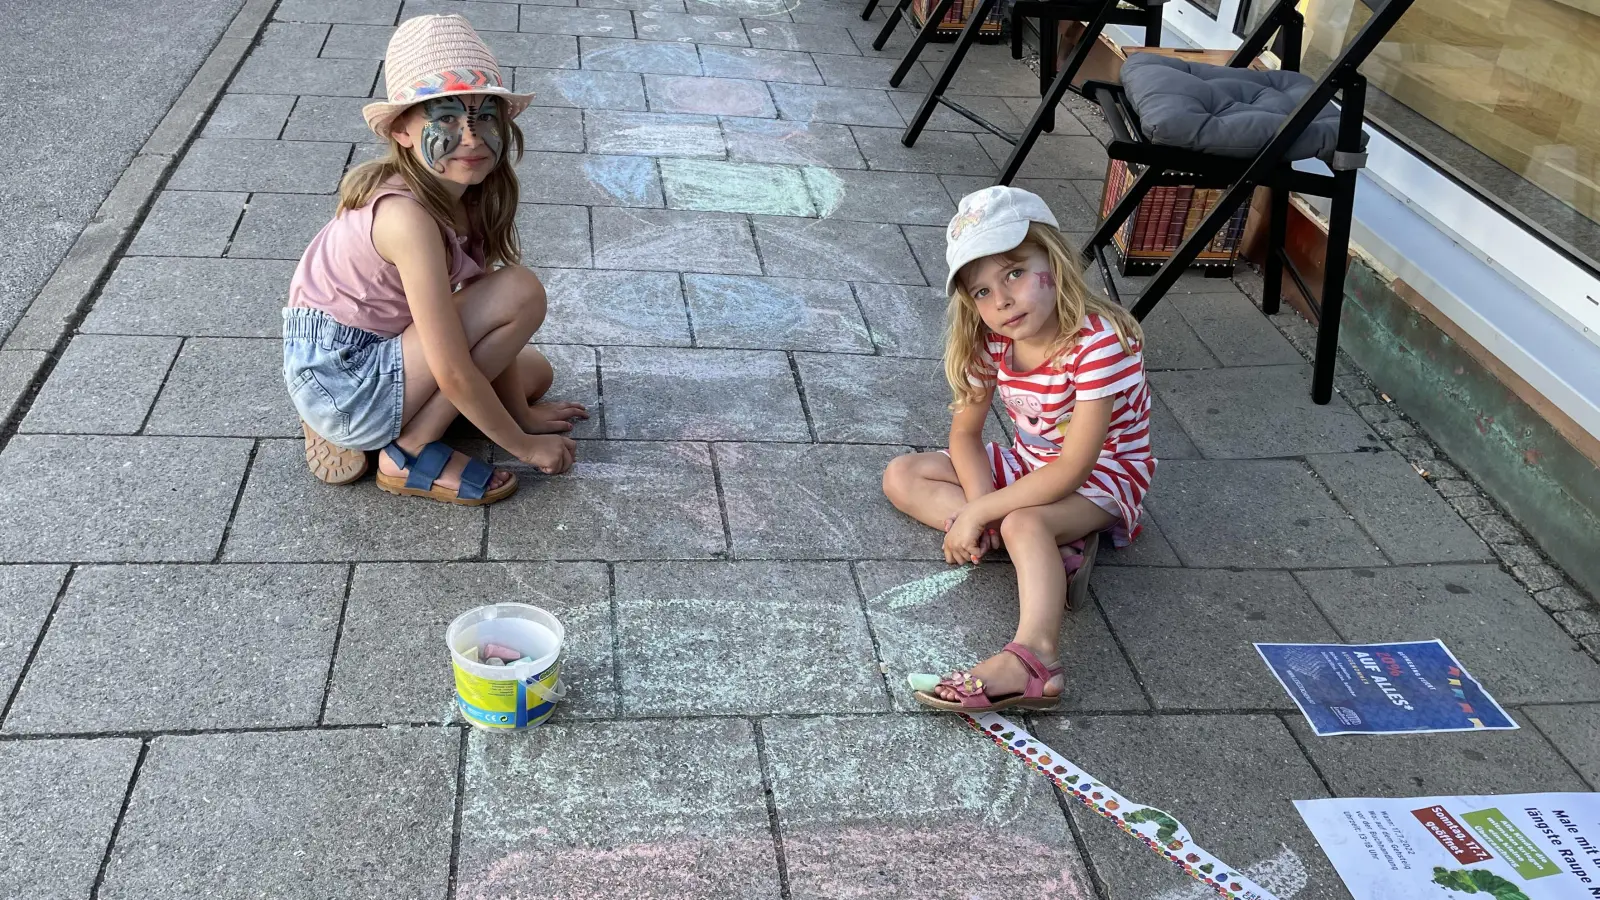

{"left": 0, "top": 0, "right": 277, "bottom": 430}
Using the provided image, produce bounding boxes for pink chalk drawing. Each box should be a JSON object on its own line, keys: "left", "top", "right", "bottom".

{"left": 964, "top": 713, "right": 1280, "bottom": 900}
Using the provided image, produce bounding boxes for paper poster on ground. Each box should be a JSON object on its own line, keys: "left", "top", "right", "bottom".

{"left": 1255, "top": 640, "right": 1516, "bottom": 736}
{"left": 1297, "top": 792, "right": 1600, "bottom": 899}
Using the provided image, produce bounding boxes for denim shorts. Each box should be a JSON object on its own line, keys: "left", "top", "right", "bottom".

{"left": 283, "top": 308, "right": 405, "bottom": 451}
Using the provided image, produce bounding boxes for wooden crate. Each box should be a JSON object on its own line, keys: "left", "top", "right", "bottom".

{"left": 910, "top": 0, "right": 1004, "bottom": 41}
{"left": 1099, "top": 158, "right": 1251, "bottom": 275}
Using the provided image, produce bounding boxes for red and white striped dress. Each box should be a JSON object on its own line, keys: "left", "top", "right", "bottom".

{"left": 978, "top": 313, "right": 1156, "bottom": 547}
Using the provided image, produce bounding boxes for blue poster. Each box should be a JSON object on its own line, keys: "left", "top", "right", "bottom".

{"left": 1255, "top": 641, "right": 1517, "bottom": 736}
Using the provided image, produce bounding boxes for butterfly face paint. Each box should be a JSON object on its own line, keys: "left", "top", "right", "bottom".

{"left": 418, "top": 95, "right": 504, "bottom": 173}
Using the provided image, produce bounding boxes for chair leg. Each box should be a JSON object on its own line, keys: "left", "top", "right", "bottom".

{"left": 901, "top": 0, "right": 999, "bottom": 147}
{"left": 1012, "top": 12, "right": 1024, "bottom": 57}
{"left": 861, "top": 0, "right": 880, "bottom": 20}
{"left": 1141, "top": 0, "right": 1162, "bottom": 46}
{"left": 1079, "top": 165, "right": 1163, "bottom": 267}
{"left": 873, "top": 0, "right": 915, "bottom": 52}
{"left": 1313, "top": 168, "right": 1356, "bottom": 404}
{"left": 888, "top": 0, "right": 955, "bottom": 82}
{"left": 1038, "top": 17, "right": 1058, "bottom": 132}
{"left": 1263, "top": 175, "right": 1287, "bottom": 315}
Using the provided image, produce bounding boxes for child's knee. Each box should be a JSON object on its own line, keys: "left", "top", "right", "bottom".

{"left": 1000, "top": 507, "right": 1049, "bottom": 544}
{"left": 500, "top": 265, "right": 547, "bottom": 328}
{"left": 882, "top": 454, "right": 916, "bottom": 503}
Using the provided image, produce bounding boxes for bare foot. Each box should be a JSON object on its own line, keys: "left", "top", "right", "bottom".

{"left": 934, "top": 644, "right": 1063, "bottom": 702}
{"left": 379, "top": 445, "right": 514, "bottom": 492}
{"left": 517, "top": 401, "right": 589, "bottom": 434}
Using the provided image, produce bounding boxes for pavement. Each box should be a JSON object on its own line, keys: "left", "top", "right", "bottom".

{"left": 1, "top": 0, "right": 1598, "bottom": 898}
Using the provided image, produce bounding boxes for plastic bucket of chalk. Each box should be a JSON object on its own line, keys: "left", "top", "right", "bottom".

{"left": 445, "top": 603, "right": 566, "bottom": 731}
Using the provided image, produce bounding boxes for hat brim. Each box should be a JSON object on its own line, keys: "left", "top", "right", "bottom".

{"left": 944, "top": 219, "right": 1032, "bottom": 295}
{"left": 363, "top": 87, "right": 536, "bottom": 138}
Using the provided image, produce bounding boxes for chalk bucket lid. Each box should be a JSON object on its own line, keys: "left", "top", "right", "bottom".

{"left": 446, "top": 603, "right": 566, "bottom": 731}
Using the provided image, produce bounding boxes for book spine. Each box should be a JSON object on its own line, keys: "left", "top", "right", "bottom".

{"left": 1167, "top": 186, "right": 1193, "bottom": 252}
{"left": 1156, "top": 186, "right": 1176, "bottom": 252}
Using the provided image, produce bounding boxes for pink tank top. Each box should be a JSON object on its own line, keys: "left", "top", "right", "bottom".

{"left": 288, "top": 182, "right": 487, "bottom": 338}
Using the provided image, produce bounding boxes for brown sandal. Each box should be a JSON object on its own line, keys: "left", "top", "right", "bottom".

{"left": 375, "top": 441, "right": 517, "bottom": 507}
{"left": 302, "top": 421, "right": 368, "bottom": 485}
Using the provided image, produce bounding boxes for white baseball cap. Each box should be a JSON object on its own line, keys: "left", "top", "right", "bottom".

{"left": 944, "top": 185, "right": 1059, "bottom": 295}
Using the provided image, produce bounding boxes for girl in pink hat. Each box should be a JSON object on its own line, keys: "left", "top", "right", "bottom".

{"left": 283, "top": 14, "right": 586, "bottom": 505}
{"left": 883, "top": 186, "right": 1156, "bottom": 713}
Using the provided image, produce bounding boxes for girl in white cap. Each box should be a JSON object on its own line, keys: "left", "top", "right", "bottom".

{"left": 283, "top": 14, "right": 586, "bottom": 505}
{"left": 883, "top": 185, "right": 1156, "bottom": 713}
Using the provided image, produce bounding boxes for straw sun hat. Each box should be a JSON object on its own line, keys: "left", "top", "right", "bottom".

{"left": 361, "top": 14, "right": 534, "bottom": 139}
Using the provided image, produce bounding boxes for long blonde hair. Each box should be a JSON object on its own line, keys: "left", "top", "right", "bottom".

{"left": 944, "top": 222, "right": 1143, "bottom": 411}
{"left": 336, "top": 102, "right": 526, "bottom": 268}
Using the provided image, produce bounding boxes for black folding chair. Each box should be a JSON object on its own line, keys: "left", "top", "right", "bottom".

{"left": 869, "top": 0, "right": 1164, "bottom": 150}
{"left": 1078, "top": 0, "right": 1412, "bottom": 404}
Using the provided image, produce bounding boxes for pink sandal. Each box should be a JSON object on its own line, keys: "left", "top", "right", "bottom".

{"left": 1061, "top": 531, "right": 1100, "bottom": 611}
{"left": 911, "top": 642, "right": 1064, "bottom": 713}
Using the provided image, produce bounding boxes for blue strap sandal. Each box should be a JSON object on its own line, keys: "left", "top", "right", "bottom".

{"left": 375, "top": 441, "right": 518, "bottom": 506}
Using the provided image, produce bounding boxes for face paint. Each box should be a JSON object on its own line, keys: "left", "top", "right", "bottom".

{"left": 1035, "top": 271, "right": 1056, "bottom": 291}
{"left": 418, "top": 96, "right": 505, "bottom": 173}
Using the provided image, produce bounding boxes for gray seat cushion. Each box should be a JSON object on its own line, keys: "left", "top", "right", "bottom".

{"left": 1119, "top": 54, "right": 1363, "bottom": 163}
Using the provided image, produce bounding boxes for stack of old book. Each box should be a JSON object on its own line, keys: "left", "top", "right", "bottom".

{"left": 1098, "top": 158, "right": 1251, "bottom": 276}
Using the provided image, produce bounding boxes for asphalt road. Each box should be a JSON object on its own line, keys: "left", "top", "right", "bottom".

{"left": 0, "top": 0, "right": 246, "bottom": 343}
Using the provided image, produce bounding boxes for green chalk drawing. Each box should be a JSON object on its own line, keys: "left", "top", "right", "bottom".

{"left": 871, "top": 566, "right": 974, "bottom": 612}
{"left": 660, "top": 159, "right": 815, "bottom": 216}
{"left": 801, "top": 166, "right": 845, "bottom": 218}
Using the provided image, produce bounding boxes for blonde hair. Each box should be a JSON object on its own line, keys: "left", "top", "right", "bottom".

{"left": 336, "top": 102, "right": 526, "bottom": 268}
{"left": 944, "top": 222, "right": 1143, "bottom": 411}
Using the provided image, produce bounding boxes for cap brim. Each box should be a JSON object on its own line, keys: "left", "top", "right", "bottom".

{"left": 944, "top": 219, "right": 1031, "bottom": 295}
{"left": 363, "top": 88, "right": 536, "bottom": 138}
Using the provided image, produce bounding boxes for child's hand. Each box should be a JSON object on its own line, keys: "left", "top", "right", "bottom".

{"left": 513, "top": 434, "right": 577, "bottom": 474}
{"left": 522, "top": 401, "right": 590, "bottom": 434}
{"left": 942, "top": 508, "right": 989, "bottom": 565}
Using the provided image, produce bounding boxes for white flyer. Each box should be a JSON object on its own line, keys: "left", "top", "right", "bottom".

{"left": 1296, "top": 792, "right": 1600, "bottom": 899}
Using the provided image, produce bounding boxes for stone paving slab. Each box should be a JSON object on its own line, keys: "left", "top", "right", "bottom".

{"left": 1295, "top": 565, "right": 1600, "bottom": 705}
{"left": 1094, "top": 567, "right": 1341, "bottom": 710}
{"left": 518, "top": 203, "right": 594, "bottom": 268}
{"left": 770, "top": 83, "right": 904, "bottom": 127}
{"left": 1306, "top": 450, "right": 1492, "bottom": 564}
{"left": 488, "top": 440, "right": 725, "bottom": 559}
{"left": 127, "top": 191, "right": 248, "bottom": 257}
{"left": 324, "top": 561, "right": 614, "bottom": 724}
{"left": 901, "top": 222, "right": 950, "bottom": 286}
{"left": 408, "top": 0, "right": 523, "bottom": 30}
{"left": 1097, "top": 514, "right": 1182, "bottom": 566}
{"left": 580, "top": 36, "right": 703, "bottom": 74}
{"left": 716, "top": 442, "right": 937, "bottom": 559}
{"left": 1146, "top": 459, "right": 1389, "bottom": 569}
{"left": 1169, "top": 292, "right": 1307, "bottom": 367}
{"left": 635, "top": 10, "right": 749, "bottom": 44}
{"left": 857, "top": 561, "right": 1148, "bottom": 711}
{"left": 1285, "top": 718, "right": 1589, "bottom": 796}
{"left": 169, "top": 139, "right": 353, "bottom": 194}
{"left": 646, "top": 73, "right": 777, "bottom": 116}
{"left": 816, "top": 54, "right": 932, "bottom": 90}
{"left": 319, "top": 22, "right": 397, "bottom": 58}
{"left": 515, "top": 66, "right": 649, "bottom": 108}
{"left": 538, "top": 268, "right": 691, "bottom": 345}
{"left": 1148, "top": 392, "right": 1201, "bottom": 459}
{"left": 683, "top": 274, "right": 873, "bottom": 352}
{"left": 0, "top": 565, "right": 67, "bottom": 705}
{"left": 1524, "top": 703, "right": 1600, "bottom": 788}
{"left": 592, "top": 206, "right": 762, "bottom": 273}
{"left": 614, "top": 561, "right": 887, "bottom": 714}
{"left": 4, "top": 564, "right": 345, "bottom": 734}
{"left": 274, "top": 0, "right": 402, "bottom": 25}
{"left": 518, "top": 150, "right": 664, "bottom": 207}
{"left": 1137, "top": 303, "right": 1223, "bottom": 371}
{"left": 661, "top": 158, "right": 815, "bottom": 215}
{"left": 795, "top": 352, "right": 970, "bottom": 446}
{"left": 890, "top": 92, "right": 1025, "bottom": 136}
{"left": 0, "top": 738, "right": 141, "bottom": 900}
{"left": 229, "top": 55, "right": 382, "bottom": 96}
{"left": 852, "top": 281, "right": 945, "bottom": 358}
{"left": 1032, "top": 714, "right": 1348, "bottom": 900}
{"left": 228, "top": 193, "right": 339, "bottom": 259}
{"left": 252, "top": 21, "right": 332, "bottom": 59}
{"left": 520, "top": 4, "right": 637, "bottom": 36}
{"left": 457, "top": 719, "right": 779, "bottom": 899}
{"left": 225, "top": 439, "right": 487, "bottom": 562}
{"left": 587, "top": 110, "right": 728, "bottom": 157}
{"left": 81, "top": 257, "right": 299, "bottom": 338}
{"left": 752, "top": 216, "right": 923, "bottom": 283}
{"left": 601, "top": 346, "right": 810, "bottom": 441}
{"left": 102, "top": 728, "right": 456, "bottom": 900}
{"left": 723, "top": 116, "right": 865, "bottom": 167}
{"left": 925, "top": 55, "right": 1045, "bottom": 98}
{"left": 204, "top": 94, "right": 297, "bottom": 139}
{"left": 1152, "top": 365, "right": 1383, "bottom": 458}
{"left": 0, "top": 436, "right": 251, "bottom": 563}
{"left": 746, "top": 20, "right": 854, "bottom": 53}
{"left": 765, "top": 714, "right": 1093, "bottom": 899}
{"left": 806, "top": 167, "right": 954, "bottom": 224}
{"left": 19, "top": 334, "right": 181, "bottom": 435}
{"left": 283, "top": 95, "right": 386, "bottom": 142}
{"left": 524, "top": 107, "right": 590, "bottom": 152}
{"left": 146, "top": 337, "right": 300, "bottom": 437}
{"left": 533, "top": 343, "right": 604, "bottom": 439}
{"left": 700, "top": 44, "right": 825, "bottom": 83}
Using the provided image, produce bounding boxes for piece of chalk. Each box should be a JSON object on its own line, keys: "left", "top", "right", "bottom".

{"left": 486, "top": 658, "right": 506, "bottom": 667}
{"left": 907, "top": 673, "right": 942, "bottom": 693}
{"left": 482, "top": 642, "right": 522, "bottom": 661}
